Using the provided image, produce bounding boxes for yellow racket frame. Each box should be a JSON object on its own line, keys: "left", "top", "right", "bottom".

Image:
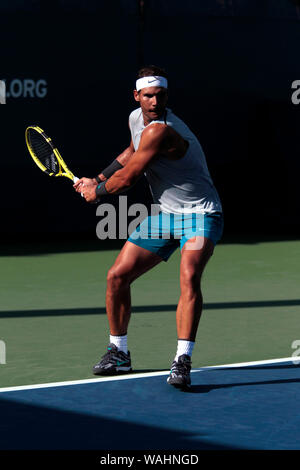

{"left": 25, "top": 125, "right": 78, "bottom": 182}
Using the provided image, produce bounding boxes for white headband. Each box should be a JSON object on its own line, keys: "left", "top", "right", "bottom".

{"left": 136, "top": 76, "right": 168, "bottom": 92}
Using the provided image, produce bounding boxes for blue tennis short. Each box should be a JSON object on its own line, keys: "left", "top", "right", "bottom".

{"left": 128, "top": 211, "right": 224, "bottom": 261}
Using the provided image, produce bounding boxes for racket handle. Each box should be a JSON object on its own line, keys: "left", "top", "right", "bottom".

{"left": 73, "top": 176, "right": 84, "bottom": 197}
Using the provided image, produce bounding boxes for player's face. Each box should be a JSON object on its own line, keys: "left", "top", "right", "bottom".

{"left": 134, "top": 87, "right": 168, "bottom": 124}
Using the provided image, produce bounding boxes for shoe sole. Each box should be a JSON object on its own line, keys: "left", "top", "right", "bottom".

{"left": 167, "top": 378, "right": 191, "bottom": 389}
{"left": 169, "top": 382, "right": 191, "bottom": 389}
{"left": 92, "top": 367, "right": 132, "bottom": 376}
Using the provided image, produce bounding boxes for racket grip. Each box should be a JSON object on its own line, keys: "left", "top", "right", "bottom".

{"left": 73, "top": 176, "right": 84, "bottom": 197}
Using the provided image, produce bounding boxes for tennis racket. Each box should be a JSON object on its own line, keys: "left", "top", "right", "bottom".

{"left": 25, "top": 125, "right": 79, "bottom": 184}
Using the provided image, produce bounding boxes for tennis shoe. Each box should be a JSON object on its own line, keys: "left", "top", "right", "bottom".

{"left": 92, "top": 343, "right": 132, "bottom": 375}
{"left": 167, "top": 354, "right": 192, "bottom": 388}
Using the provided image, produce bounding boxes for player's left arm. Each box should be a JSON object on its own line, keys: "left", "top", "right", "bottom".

{"left": 102, "top": 123, "right": 168, "bottom": 195}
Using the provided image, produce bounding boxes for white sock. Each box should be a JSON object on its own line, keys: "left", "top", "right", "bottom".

{"left": 174, "top": 339, "right": 195, "bottom": 361}
{"left": 109, "top": 334, "right": 128, "bottom": 354}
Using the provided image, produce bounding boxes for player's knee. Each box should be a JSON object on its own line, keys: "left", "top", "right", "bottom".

{"left": 106, "top": 265, "right": 129, "bottom": 290}
{"left": 180, "top": 267, "right": 201, "bottom": 292}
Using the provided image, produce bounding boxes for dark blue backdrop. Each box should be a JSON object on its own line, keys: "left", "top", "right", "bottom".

{"left": 1, "top": 0, "right": 299, "bottom": 240}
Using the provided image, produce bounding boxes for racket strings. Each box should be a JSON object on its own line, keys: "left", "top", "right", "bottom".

{"left": 28, "top": 131, "right": 59, "bottom": 175}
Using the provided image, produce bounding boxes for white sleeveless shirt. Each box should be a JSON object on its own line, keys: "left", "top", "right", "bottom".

{"left": 129, "top": 107, "right": 222, "bottom": 214}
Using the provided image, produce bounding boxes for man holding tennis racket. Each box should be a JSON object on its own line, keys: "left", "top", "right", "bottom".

{"left": 74, "top": 65, "right": 223, "bottom": 389}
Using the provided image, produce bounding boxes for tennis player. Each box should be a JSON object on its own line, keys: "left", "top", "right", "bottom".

{"left": 74, "top": 65, "right": 223, "bottom": 388}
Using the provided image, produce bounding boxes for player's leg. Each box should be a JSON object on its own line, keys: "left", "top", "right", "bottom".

{"left": 106, "top": 210, "right": 177, "bottom": 339}
{"left": 93, "top": 240, "right": 164, "bottom": 375}
{"left": 106, "top": 240, "right": 164, "bottom": 336}
{"left": 167, "top": 236, "right": 214, "bottom": 388}
{"left": 167, "top": 211, "right": 223, "bottom": 388}
{"left": 177, "top": 236, "right": 214, "bottom": 340}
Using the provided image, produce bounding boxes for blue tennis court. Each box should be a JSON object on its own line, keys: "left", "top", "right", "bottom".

{"left": 0, "top": 357, "right": 299, "bottom": 450}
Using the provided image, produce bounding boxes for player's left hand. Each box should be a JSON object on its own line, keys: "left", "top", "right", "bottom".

{"left": 73, "top": 177, "right": 96, "bottom": 192}
{"left": 81, "top": 184, "right": 99, "bottom": 203}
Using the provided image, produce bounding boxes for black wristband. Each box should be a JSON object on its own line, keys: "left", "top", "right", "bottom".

{"left": 95, "top": 182, "right": 109, "bottom": 198}
{"left": 102, "top": 159, "right": 123, "bottom": 179}
{"left": 95, "top": 175, "right": 101, "bottom": 183}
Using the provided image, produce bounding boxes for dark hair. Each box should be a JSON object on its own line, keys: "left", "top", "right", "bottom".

{"left": 137, "top": 65, "right": 168, "bottom": 79}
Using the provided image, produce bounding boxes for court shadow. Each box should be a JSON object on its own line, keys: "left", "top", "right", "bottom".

{"left": 220, "top": 233, "right": 300, "bottom": 245}
{"left": 0, "top": 305, "right": 177, "bottom": 318}
{"left": 204, "top": 299, "right": 300, "bottom": 309}
{"left": 0, "top": 396, "right": 230, "bottom": 450}
{"left": 186, "top": 377, "right": 300, "bottom": 394}
{"left": 1, "top": 232, "right": 300, "bottom": 257}
{"left": 0, "top": 237, "right": 124, "bottom": 256}
{"left": 2, "top": 298, "right": 300, "bottom": 318}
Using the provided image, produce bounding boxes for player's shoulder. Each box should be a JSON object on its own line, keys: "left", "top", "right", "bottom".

{"left": 141, "top": 122, "right": 169, "bottom": 144}
{"left": 146, "top": 122, "right": 168, "bottom": 134}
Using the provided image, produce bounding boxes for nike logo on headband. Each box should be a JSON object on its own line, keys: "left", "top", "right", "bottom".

{"left": 136, "top": 76, "right": 168, "bottom": 91}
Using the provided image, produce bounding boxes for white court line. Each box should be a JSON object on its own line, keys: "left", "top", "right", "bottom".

{"left": 0, "top": 356, "right": 299, "bottom": 394}
{"left": 200, "top": 356, "right": 300, "bottom": 370}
